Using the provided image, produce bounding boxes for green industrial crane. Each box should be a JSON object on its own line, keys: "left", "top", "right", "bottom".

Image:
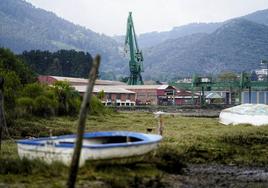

{"left": 124, "top": 12, "right": 144, "bottom": 85}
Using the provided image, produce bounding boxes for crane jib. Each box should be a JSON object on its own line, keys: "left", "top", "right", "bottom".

{"left": 124, "top": 12, "right": 144, "bottom": 85}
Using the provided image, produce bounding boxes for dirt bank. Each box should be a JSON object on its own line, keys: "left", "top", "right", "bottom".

{"left": 163, "top": 164, "right": 268, "bottom": 188}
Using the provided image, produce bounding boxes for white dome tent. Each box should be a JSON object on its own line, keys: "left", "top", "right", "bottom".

{"left": 219, "top": 104, "right": 268, "bottom": 126}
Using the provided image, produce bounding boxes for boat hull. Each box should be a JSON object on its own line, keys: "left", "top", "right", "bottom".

{"left": 17, "top": 131, "right": 162, "bottom": 166}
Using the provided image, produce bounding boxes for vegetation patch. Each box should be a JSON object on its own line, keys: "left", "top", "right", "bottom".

{"left": 1, "top": 112, "right": 268, "bottom": 187}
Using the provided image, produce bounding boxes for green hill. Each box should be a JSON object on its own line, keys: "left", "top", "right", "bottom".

{"left": 144, "top": 19, "right": 268, "bottom": 80}
{"left": 2, "top": 0, "right": 268, "bottom": 80}
{"left": 0, "top": 0, "right": 126, "bottom": 75}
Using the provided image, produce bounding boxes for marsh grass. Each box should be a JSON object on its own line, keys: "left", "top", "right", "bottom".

{"left": 0, "top": 142, "right": 172, "bottom": 187}
{"left": 1, "top": 111, "right": 268, "bottom": 187}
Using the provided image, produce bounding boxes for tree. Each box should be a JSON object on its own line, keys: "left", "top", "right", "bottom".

{"left": 52, "top": 81, "right": 81, "bottom": 116}
{"left": 20, "top": 82, "right": 46, "bottom": 99}
{"left": 250, "top": 71, "right": 258, "bottom": 81}
{"left": 119, "top": 76, "right": 129, "bottom": 83}
{"left": 100, "top": 71, "right": 116, "bottom": 80}
{"left": 97, "top": 90, "right": 105, "bottom": 100}
{"left": 33, "top": 95, "right": 57, "bottom": 117}
{"left": 0, "top": 48, "right": 36, "bottom": 84}
{"left": 20, "top": 50, "right": 93, "bottom": 78}
{"left": 16, "top": 97, "right": 34, "bottom": 116}
{"left": 0, "top": 70, "right": 22, "bottom": 111}
{"left": 0, "top": 48, "right": 36, "bottom": 123}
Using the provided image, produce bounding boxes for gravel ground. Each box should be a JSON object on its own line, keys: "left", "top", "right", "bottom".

{"left": 163, "top": 164, "right": 268, "bottom": 188}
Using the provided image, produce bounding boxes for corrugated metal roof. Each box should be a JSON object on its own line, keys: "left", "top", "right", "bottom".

{"left": 95, "top": 80, "right": 127, "bottom": 85}
{"left": 49, "top": 76, "right": 126, "bottom": 85}
{"left": 119, "top": 85, "right": 170, "bottom": 90}
{"left": 177, "top": 90, "right": 192, "bottom": 96}
{"left": 206, "top": 92, "right": 223, "bottom": 99}
{"left": 158, "top": 85, "right": 170, "bottom": 89}
{"left": 73, "top": 85, "right": 136, "bottom": 94}
{"left": 50, "top": 76, "right": 88, "bottom": 83}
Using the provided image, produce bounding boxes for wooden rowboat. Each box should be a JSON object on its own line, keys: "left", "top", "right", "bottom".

{"left": 17, "top": 131, "right": 162, "bottom": 166}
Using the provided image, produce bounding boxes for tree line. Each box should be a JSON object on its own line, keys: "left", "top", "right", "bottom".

{"left": 0, "top": 48, "right": 107, "bottom": 126}
{"left": 19, "top": 50, "right": 93, "bottom": 78}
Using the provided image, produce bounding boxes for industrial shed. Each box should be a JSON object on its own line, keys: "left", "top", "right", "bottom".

{"left": 120, "top": 85, "right": 177, "bottom": 105}
{"left": 73, "top": 85, "right": 136, "bottom": 106}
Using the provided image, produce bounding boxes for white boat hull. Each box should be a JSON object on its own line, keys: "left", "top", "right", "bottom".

{"left": 17, "top": 131, "right": 162, "bottom": 166}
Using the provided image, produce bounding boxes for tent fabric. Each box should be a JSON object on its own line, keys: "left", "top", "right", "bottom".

{"left": 219, "top": 104, "right": 268, "bottom": 126}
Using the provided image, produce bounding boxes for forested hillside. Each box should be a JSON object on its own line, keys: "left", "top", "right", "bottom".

{"left": 243, "top": 9, "right": 268, "bottom": 25}
{"left": 1, "top": 0, "right": 268, "bottom": 80}
{"left": 144, "top": 19, "right": 268, "bottom": 80}
{"left": 113, "top": 23, "right": 221, "bottom": 48}
{"left": 127, "top": 9, "right": 268, "bottom": 50}
{"left": 138, "top": 23, "right": 221, "bottom": 48}
{"left": 0, "top": 0, "right": 126, "bottom": 75}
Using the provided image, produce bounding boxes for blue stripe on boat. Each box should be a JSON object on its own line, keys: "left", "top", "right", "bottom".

{"left": 17, "top": 131, "right": 162, "bottom": 149}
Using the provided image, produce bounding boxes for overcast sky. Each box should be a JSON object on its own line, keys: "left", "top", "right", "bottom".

{"left": 25, "top": 0, "right": 268, "bottom": 36}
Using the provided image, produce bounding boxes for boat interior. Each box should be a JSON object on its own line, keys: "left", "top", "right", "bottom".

{"left": 52, "top": 136, "right": 143, "bottom": 146}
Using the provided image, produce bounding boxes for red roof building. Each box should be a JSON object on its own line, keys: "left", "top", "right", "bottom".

{"left": 175, "top": 90, "right": 200, "bottom": 105}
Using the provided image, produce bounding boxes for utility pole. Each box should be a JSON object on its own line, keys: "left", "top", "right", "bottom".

{"left": 172, "top": 89, "right": 175, "bottom": 106}
{"left": 261, "top": 60, "right": 268, "bottom": 81}
{"left": 67, "top": 55, "right": 100, "bottom": 188}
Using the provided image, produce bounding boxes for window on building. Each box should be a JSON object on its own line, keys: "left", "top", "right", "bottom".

{"left": 116, "top": 94, "right": 121, "bottom": 99}
{"left": 259, "top": 92, "right": 265, "bottom": 104}
{"left": 166, "top": 90, "right": 175, "bottom": 95}
{"left": 251, "top": 92, "right": 257, "bottom": 104}
{"left": 137, "top": 93, "right": 146, "bottom": 97}
{"left": 126, "top": 94, "right": 130, "bottom": 99}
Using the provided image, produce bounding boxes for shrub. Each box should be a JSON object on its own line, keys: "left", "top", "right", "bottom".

{"left": 0, "top": 70, "right": 22, "bottom": 110}
{"left": 20, "top": 82, "right": 45, "bottom": 98}
{"left": 97, "top": 90, "right": 105, "bottom": 100}
{"left": 90, "top": 95, "right": 106, "bottom": 115}
{"left": 17, "top": 83, "right": 59, "bottom": 117}
{"left": 16, "top": 97, "right": 34, "bottom": 117}
{"left": 68, "top": 97, "right": 81, "bottom": 115}
{"left": 33, "top": 95, "right": 57, "bottom": 117}
{"left": 52, "top": 81, "right": 81, "bottom": 116}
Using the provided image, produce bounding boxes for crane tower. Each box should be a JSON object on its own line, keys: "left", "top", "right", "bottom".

{"left": 124, "top": 12, "right": 144, "bottom": 85}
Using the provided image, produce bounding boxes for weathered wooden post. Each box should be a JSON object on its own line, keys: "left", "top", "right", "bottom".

{"left": 0, "top": 77, "right": 8, "bottom": 150}
{"left": 0, "top": 77, "right": 5, "bottom": 150}
{"left": 67, "top": 55, "right": 100, "bottom": 188}
{"left": 0, "top": 77, "right": 3, "bottom": 150}
{"left": 154, "top": 111, "right": 165, "bottom": 136}
{"left": 158, "top": 114, "right": 164, "bottom": 136}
